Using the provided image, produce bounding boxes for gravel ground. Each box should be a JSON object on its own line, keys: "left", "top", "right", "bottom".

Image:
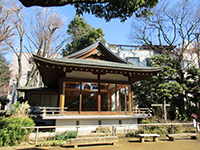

{"left": 1, "top": 137, "right": 200, "bottom": 150}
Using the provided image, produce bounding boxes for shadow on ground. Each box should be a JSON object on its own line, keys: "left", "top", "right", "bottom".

{"left": 17, "top": 148, "right": 46, "bottom": 150}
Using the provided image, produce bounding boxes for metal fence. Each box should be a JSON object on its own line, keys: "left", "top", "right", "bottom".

{"left": 22, "top": 122, "right": 199, "bottom": 145}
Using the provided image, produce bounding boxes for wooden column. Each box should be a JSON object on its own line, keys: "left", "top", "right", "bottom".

{"left": 131, "top": 85, "right": 134, "bottom": 112}
{"left": 79, "top": 82, "right": 82, "bottom": 114}
{"left": 98, "top": 74, "right": 101, "bottom": 113}
{"left": 124, "top": 87, "right": 127, "bottom": 111}
{"left": 108, "top": 91, "right": 111, "bottom": 111}
{"left": 98, "top": 82, "right": 101, "bottom": 113}
{"left": 115, "top": 84, "right": 118, "bottom": 112}
{"left": 128, "top": 85, "right": 132, "bottom": 112}
{"left": 59, "top": 81, "right": 65, "bottom": 108}
{"left": 119, "top": 89, "right": 121, "bottom": 111}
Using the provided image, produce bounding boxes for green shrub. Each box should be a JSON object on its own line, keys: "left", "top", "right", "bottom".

{"left": 50, "top": 131, "right": 76, "bottom": 141}
{"left": 138, "top": 118, "right": 184, "bottom": 137}
{"left": 0, "top": 116, "right": 35, "bottom": 146}
{"left": 38, "top": 131, "right": 76, "bottom": 147}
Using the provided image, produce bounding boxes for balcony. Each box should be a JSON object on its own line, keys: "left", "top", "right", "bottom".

{"left": 34, "top": 107, "right": 152, "bottom": 120}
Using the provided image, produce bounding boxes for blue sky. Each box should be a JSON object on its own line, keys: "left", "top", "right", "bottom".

{"left": 49, "top": 5, "right": 133, "bottom": 45}
{"left": 25, "top": 2, "right": 133, "bottom": 44}
{"left": 6, "top": 0, "right": 200, "bottom": 63}
{"left": 5, "top": 1, "right": 133, "bottom": 63}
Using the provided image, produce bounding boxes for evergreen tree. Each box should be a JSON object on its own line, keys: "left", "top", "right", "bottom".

{"left": 0, "top": 52, "right": 10, "bottom": 98}
{"left": 63, "top": 16, "right": 106, "bottom": 56}
{"left": 185, "top": 66, "right": 200, "bottom": 111}
{"left": 19, "top": 0, "right": 158, "bottom": 22}
{"left": 133, "top": 54, "right": 183, "bottom": 120}
{"left": 130, "top": 0, "right": 200, "bottom": 115}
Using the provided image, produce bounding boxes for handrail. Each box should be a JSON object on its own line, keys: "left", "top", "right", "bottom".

{"left": 39, "top": 107, "right": 68, "bottom": 109}
{"left": 38, "top": 107, "right": 152, "bottom": 116}
{"left": 40, "top": 107, "right": 68, "bottom": 115}
{"left": 133, "top": 108, "right": 152, "bottom": 116}
{"left": 22, "top": 122, "right": 199, "bottom": 145}
{"left": 22, "top": 122, "right": 196, "bottom": 129}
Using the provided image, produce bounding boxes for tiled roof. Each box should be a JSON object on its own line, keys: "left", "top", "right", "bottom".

{"left": 34, "top": 55, "right": 162, "bottom": 72}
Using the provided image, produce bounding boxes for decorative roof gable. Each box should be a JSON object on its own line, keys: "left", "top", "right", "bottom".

{"left": 66, "top": 40, "right": 130, "bottom": 64}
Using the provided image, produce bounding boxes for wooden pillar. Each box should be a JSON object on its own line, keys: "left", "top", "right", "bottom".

{"left": 97, "top": 74, "right": 101, "bottom": 113}
{"left": 124, "top": 87, "right": 127, "bottom": 111}
{"left": 79, "top": 82, "right": 82, "bottom": 114}
{"left": 59, "top": 82, "right": 65, "bottom": 108}
{"left": 119, "top": 89, "right": 121, "bottom": 111}
{"left": 98, "top": 82, "right": 101, "bottom": 113}
{"left": 131, "top": 85, "right": 134, "bottom": 112}
{"left": 128, "top": 85, "right": 132, "bottom": 112}
{"left": 108, "top": 91, "right": 111, "bottom": 111}
{"left": 59, "top": 95, "right": 65, "bottom": 108}
{"left": 115, "top": 84, "right": 118, "bottom": 112}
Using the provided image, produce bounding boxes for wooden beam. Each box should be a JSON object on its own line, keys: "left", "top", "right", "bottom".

{"left": 60, "top": 77, "right": 133, "bottom": 85}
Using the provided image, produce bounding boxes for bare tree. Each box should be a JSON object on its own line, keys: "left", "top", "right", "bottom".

{"left": 130, "top": 0, "right": 200, "bottom": 114}
{"left": 6, "top": 6, "right": 24, "bottom": 90}
{"left": 0, "top": 0, "right": 15, "bottom": 52}
{"left": 0, "top": 1, "right": 15, "bottom": 99}
{"left": 24, "top": 8, "right": 68, "bottom": 87}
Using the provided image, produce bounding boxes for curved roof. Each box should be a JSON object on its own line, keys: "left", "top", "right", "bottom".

{"left": 32, "top": 40, "right": 162, "bottom": 88}
{"left": 33, "top": 55, "right": 162, "bottom": 88}
{"left": 66, "top": 40, "right": 130, "bottom": 64}
{"left": 34, "top": 54, "right": 162, "bottom": 72}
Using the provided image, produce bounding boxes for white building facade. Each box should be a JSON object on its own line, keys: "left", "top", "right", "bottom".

{"left": 107, "top": 43, "right": 199, "bottom": 69}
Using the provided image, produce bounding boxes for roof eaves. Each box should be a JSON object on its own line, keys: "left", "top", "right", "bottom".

{"left": 33, "top": 54, "right": 162, "bottom": 72}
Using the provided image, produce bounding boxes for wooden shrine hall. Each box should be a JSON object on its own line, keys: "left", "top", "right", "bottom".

{"left": 19, "top": 39, "right": 162, "bottom": 131}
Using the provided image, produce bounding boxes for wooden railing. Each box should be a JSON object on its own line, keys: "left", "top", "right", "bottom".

{"left": 133, "top": 108, "right": 152, "bottom": 116}
{"left": 39, "top": 107, "right": 152, "bottom": 116}
{"left": 39, "top": 107, "right": 68, "bottom": 115}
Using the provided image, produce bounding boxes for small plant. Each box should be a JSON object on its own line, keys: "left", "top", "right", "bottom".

{"left": 138, "top": 118, "right": 184, "bottom": 137}
{"left": 178, "top": 114, "right": 187, "bottom": 121}
{"left": 38, "top": 131, "right": 76, "bottom": 147}
{"left": 38, "top": 140, "right": 66, "bottom": 147}
{"left": 11, "top": 101, "right": 30, "bottom": 118}
{"left": 50, "top": 131, "right": 76, "bottom": 141}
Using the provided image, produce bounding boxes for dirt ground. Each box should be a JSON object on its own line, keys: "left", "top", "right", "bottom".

{"left": 1, "top": 137, "right": 200, "bottom": 150}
